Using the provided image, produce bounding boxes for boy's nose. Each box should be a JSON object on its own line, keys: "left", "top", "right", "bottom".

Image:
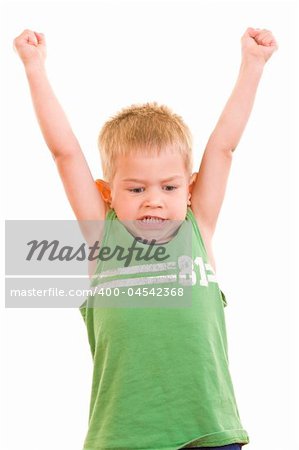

{"left": 144, "top": 198, "right": 163, "bottom": 207}
{"left": 143, "top": 191, "right": 164, "bottom": 208}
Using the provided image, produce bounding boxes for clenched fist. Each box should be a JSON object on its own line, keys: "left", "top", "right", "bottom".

{"left": 13, "top": 29, "right": 47, "bottom": 66}
{"left": 241, "top": 27, "right": 279, "bottom": 64}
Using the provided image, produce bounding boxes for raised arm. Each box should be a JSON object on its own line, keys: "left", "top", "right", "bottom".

{"left": 191, "top": 28, "right": 279, "bottom": 239}
{"left": 13, "top": 30, "right": 107, "bottom": 231}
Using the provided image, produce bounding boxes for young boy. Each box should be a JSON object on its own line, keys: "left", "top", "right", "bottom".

{"left": 13, "top": 27, "right": 278, "bottom": 450}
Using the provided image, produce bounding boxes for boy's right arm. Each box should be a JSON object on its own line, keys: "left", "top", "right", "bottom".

{"left": 13, "top": 30, "right": 108, "bottom": 240}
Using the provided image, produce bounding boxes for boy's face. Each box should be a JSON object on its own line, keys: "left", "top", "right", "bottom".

{"left": 107, "top": 149, "right": 195, "bottom": 222}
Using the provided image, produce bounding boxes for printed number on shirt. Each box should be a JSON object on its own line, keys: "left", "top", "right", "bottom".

{"left": 178, "top": 255, "right": 217, "bottom": 287}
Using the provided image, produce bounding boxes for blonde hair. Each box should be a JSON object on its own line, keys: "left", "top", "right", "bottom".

{"left": 98, "top": 101, "right": 193, "bottom": 182}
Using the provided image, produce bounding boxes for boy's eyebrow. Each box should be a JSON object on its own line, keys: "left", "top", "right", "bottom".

{"left": 121, "top": 175, "right": 185, "bottom": 183}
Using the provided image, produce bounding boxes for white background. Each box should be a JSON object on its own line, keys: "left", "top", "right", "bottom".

{"left": 1, "top": 1, "right": 298, "bottom": 449}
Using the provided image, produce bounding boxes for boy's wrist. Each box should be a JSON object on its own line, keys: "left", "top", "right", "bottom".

{"left": 240, "top": 55, "right": 265, "bottom": 72}
{"left": 24, "top": 60, "right": 46, "bottom": 76}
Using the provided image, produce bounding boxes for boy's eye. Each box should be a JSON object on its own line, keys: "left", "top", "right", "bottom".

{"left": 164, "top": 185, "right": 177, "bottom": 191}
{"left": 128, "top": 188, "right": 144, "bottom": 193}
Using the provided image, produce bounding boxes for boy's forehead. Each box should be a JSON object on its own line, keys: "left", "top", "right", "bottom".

{"left": 115, "top": 152, "right": 186, "bottom": 177}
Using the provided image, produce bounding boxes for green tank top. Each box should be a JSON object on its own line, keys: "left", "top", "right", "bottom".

{"left": 79, "top": 207, "right": 250, "bottom": 449}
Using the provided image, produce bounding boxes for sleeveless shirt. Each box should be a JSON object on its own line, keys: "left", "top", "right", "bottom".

{"left": 79, "top": 207, "right": 250, "bottom": 449}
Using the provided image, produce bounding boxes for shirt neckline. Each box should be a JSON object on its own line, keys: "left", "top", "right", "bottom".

{"left": 107, "top": 208, "right": 192, "bottom": 248}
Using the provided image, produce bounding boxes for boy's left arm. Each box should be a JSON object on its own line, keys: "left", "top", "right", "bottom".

{"left": 191, "top": 27, "right": 279, "bottom": 239}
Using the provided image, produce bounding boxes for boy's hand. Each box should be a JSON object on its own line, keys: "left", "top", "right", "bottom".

{"left": 241, "top": 27, "right": 278, "bottom": 64}
{"left": 13, "top": 29, "right": 46, "bottom": 67}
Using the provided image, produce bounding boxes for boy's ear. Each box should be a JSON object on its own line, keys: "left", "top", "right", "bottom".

{"left": 189, "top": 172, "right": 198, "bottom": 194}
{"left": 187, "top": 172, "right": 198, "bottom": 206}
{"left": 95, "top": 179, "right": 112, "bottom": 205}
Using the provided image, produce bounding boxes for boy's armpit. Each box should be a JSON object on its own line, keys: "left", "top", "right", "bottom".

{"left": 78, "top": 219, "right": 106, "bottom": 247}
{"left": 192, "top": 211, "right": 216, "bottom": 274}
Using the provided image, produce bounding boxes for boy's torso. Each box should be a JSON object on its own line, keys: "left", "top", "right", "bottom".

{"left": 79, "top": 206, "right": 249, "bottom": 448}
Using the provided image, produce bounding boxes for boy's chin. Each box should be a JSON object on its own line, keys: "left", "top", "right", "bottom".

{"left": 121, "top": 219, "right": 183, "bottom": 244}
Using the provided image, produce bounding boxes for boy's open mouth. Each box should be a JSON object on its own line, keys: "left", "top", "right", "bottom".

{"left": 137, "top": 215, "right": 167, "bottom": 222}
{"left": 136, "top": 215, "right": 168, "bottom": 229}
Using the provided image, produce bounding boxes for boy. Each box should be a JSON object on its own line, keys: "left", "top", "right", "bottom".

{"left": 13, "top": 27, "right": 278, "bottom": 449}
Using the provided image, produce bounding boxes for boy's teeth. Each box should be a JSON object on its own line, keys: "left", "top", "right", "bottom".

{"left": 140, "top": 217, "right": 164, "bottom": 222}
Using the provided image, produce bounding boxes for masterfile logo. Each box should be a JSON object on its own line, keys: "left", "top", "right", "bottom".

{"left": 5, "top": 218, "right": 195, "bottom": 308}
